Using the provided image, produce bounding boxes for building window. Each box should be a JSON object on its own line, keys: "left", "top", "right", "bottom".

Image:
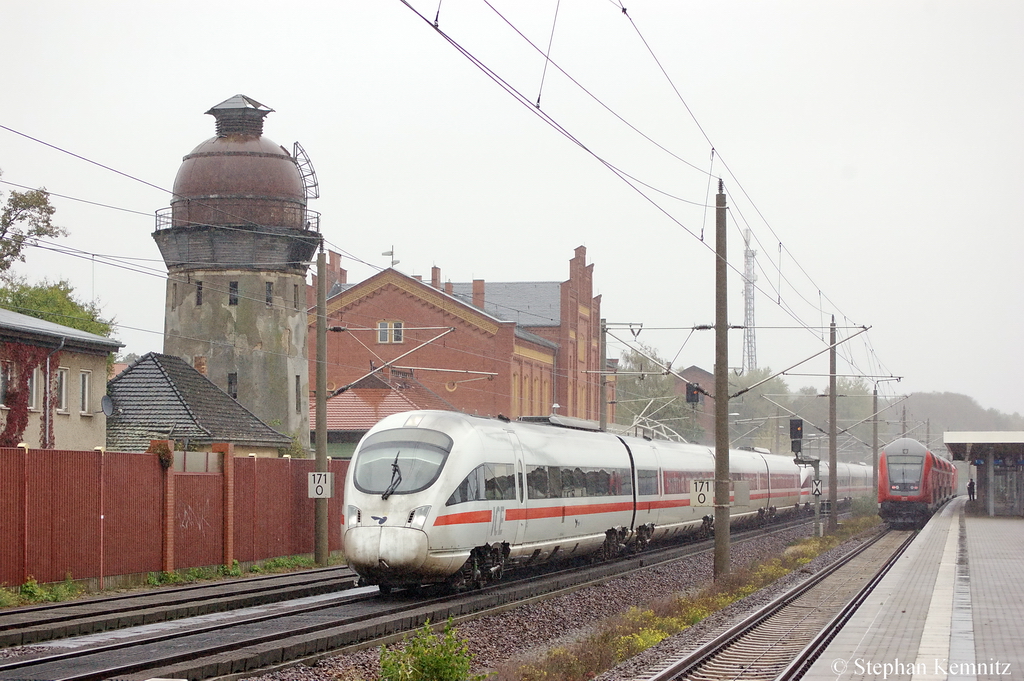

{"left": 294, "top": 284, "right": 300, "bottom": 310}
{"left": 266, "top": 282, "right": 273, "bottom": 307}
{"left": 295, "top": 375, "right": 301, "bottom": 414}
{"left": 172, "top": 282, "right": 178, "bottom": 308}
{"left": 227, "top": 372, "right": 238, "bottom": 399}
{"left": 56, "top": 367, "right": 69, "bottom": 413}
{"left": 377, "top": 321, "right": 403, "bottom": 344}
{"left": 79, "top": 370, "right": 91, "bottom": 414}
{"left": 0, "top": 362, "right": 9, "bottom": 407}
{"left": 196, "top": 281, "right": 203, "bottom": 306}
{"left": 27, "top": 368, "right": 38, "bottom": 410}
{"left": 229, "top": 281, "right": 239, "bottom": 305}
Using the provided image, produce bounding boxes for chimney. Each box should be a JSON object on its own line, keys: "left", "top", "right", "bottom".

{"left": 431, "top": 266, "right": 441, "bottom": 289}
{"left": 329, "top": 250, "right": 347, "bottom": 285}
{"left": 445, "top": 281, "right": 453, "bottom": 295}
{"left": 472, "top": 279, "right": 485, "bottom": 309}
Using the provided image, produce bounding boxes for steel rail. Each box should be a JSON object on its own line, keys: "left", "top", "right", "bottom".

{"left": 642, "top": 528, "right": 910, "bottom": 681}
{"left": 773, "top": 530, "right": 916, "bottom": 680}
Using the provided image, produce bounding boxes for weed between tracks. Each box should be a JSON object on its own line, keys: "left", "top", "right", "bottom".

{"left": 494, "top": 515, "right": 881, "bottom": 681}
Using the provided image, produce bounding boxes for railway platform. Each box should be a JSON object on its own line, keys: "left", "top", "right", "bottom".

{"left": 803, "top": 495, "right": 1023, "bottom": 681}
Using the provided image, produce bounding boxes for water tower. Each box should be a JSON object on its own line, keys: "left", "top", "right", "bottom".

{"left": 153, "top": 95, "right": 320, "bottom": 448}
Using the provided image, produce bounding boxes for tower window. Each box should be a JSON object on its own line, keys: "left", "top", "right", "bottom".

{"left": 294, "top": 284, "right": 300, "bottom": 310}
{"left": 229, "top": 281, "right": 239, "bottom": 305}
{"left": 377, "top": 321, "right": 403, "bottom": 344}
{"left": 266, "top": 282, "right": 273, "bottom": 307}
{"left": 196, "top": 281, "right": 203, "bottom": 306}
{"left": 227, "top": 372, "right": 238, "bottom": 399}
{"left": 295, "top": 375, "right": 301, "bottom": 414}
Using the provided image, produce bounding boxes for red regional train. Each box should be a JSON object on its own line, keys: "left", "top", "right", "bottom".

{"left": 878, "top": 437, "right": 957, "bottom": 527}
{"left": 342, "top": 410, "right": 871, "bottom": 592}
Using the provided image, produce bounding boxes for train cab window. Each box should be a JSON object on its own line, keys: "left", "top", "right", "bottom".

{"left": 353, "top": 428, "right": 453, "bottom": 496}
{"left": 886, "top": 454, "right": 924, "bottom": 490}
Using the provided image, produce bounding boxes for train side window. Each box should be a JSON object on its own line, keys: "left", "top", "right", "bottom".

{"left": 637, "top": 469, "right": 659, "bottom": 496}
{"left": 447, "top": 464, "right": 486, "bottom": 506}
{"left": 586, "top": 468, "right": 610, "bottom": 496}
{"left": 547, "top": 466, "right": 564, "bottom": 498}
{"left": 527, "top": 465, "right": 549, "bottom": 499}
{"left": 484, "top": 463, "right": 516, "bottom": 501}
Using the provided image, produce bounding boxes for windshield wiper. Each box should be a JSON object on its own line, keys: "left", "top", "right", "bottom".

{"left": 382, "top": 451, "right": 403, "bottom": 500}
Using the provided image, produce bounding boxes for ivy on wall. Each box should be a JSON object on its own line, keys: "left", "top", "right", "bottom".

{"left": 0, "top": 342, "right": 60, "bottom": 448}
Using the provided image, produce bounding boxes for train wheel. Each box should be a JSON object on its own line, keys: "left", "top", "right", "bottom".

{"left": 378, "top": 583, "right": 393, "bottom": 595}
{"left": 445, "top": 570, "right": 467, "bottom": 592}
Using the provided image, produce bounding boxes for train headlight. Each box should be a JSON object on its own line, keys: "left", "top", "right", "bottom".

{"left": 347, "top": 505, "right": 362, "bottom": 526}
{"left": 408, "top": 505, "right": 431, "bottom": 530}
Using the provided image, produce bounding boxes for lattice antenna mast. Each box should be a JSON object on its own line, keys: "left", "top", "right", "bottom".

{"left": 742, "top": 229, "right": 757, "bottom": 373}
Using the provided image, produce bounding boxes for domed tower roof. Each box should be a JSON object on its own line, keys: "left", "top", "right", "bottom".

{"left": 154, "top": 95, "right": 319, "bottom": 274}
{"left": 171, "top": 95, "right": 305, "bottom": 227}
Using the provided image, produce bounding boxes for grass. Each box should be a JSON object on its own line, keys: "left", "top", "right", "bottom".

{"left": 0, "top": 554, "right": 336, "bottom": 609}
{"left": 496, "top": 514, "right": 881, "bottom": 681}
{"left": 0, "top": 575, "right": 84, "bottom": 608}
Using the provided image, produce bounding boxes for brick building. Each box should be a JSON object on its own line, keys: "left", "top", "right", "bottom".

{"left": 308, "top": 246, "right": 608, "bottom": 422}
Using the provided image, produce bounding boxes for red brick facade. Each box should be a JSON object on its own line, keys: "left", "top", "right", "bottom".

{"left": 307, "top": 247, "right": 605, "bottom": 421}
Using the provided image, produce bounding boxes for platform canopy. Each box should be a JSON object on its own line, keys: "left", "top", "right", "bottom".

{"left": 943, "top": 431, "right": 1024, "bottom": 461}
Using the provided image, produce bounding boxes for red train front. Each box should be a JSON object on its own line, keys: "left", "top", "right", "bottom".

{"left": 878, "top": 437, "right": 957, "bottom": 527}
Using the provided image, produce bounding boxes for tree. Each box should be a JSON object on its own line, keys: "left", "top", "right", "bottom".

{"left": 727, "top": 368, "right": 792, "bottom": 452}
{"left": 0, "top": 276, "right": 115, "bottom": 337}
{"left": 0, "top": 170, "right": 66, "bottom": 272}
{"left": 614, "top": 343, "right": 703, "bottom": 442}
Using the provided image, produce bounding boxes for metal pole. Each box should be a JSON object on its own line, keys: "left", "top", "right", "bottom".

{"left": 828, "top": 317, "right": 838, "bottom": 534}
{"left": 813, "top": 460, "right": 822, "bottom": 537}
{"left": 314, "top": 246, "right": 329, "bottom": 566}
{"left": 599, "top": 318, "right": 608, "bottom": 431}
{"left": 714, "top": 180, "right": 730, "bottom": 579}
{"left": 872, "top": 386, "right": 879, "bottom": 507}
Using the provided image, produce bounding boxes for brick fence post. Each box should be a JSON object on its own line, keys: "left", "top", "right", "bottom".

{"left": 213, "top": 442, "right": 235, "bottom": 567}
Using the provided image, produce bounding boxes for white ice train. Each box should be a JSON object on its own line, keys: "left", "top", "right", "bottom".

{"left": 342, "top": 410, "right": 871, "bottom": 591}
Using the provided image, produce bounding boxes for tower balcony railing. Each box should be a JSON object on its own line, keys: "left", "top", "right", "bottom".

{"left": 155, "top": 207, "right": 321, "bottom": 233}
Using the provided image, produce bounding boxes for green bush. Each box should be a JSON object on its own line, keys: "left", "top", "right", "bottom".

{"left": 380, "top": 618, "right": 491, "bottom": 681}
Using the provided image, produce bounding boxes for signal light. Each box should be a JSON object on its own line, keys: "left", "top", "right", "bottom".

{"left": 790, "top": 418, "right": 803, "bottom": 440}
{"left": 685, "top": 382, "right": 700, "bottom": 403}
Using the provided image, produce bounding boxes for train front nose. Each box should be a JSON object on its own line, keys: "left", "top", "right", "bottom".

{"left": 344, "top": 526, "right": 429, "bottom": 582}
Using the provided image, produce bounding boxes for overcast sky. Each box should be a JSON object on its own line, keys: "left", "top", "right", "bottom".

{"left": 2, "top": 1, "right": 1022, "bottom": 419}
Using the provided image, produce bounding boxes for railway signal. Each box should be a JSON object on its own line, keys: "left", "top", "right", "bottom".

{"left": 685, "top": 382, "right": 700, "bottom": 403}
{"left": 790, "top": 418, "right": 803, "bottom": 453}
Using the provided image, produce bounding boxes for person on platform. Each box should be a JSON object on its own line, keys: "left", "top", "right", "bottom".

{"left": 967, "top": 478, "right": 976, "bottom": 501}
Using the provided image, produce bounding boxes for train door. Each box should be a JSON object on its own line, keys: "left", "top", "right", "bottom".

{"left": 505, "top": 430, "right": 527, "bottom": 548}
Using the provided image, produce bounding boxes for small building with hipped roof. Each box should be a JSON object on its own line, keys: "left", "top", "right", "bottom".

{"left": 106, "top": 352, "right": 293, "bottom": 461}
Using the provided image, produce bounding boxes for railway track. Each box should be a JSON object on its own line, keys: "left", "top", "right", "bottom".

{"left": 0, "top": 514, "right": 832, "bottom": 681}
{"left": 0, "top": 566, "right": 358, "bottom": 648}
{"left": 635, "top": 528, "right": 914, "bottom": 681}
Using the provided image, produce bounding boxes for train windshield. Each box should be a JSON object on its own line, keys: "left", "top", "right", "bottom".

{"left": 353, "top": 428, "right": 453, "bottom": 496}
{"left": 886, "top": 454, "right": 924, "bottom": 485}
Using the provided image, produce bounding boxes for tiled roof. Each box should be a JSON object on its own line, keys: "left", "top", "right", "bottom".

{"left": 319, "top": 371, "right": 458, "bottom": 432}
{"left": 106, "top": 352, "right": 291, "bottom": 452}
{"left": 448, "top": 281, "right": 562, "bottom": 327}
